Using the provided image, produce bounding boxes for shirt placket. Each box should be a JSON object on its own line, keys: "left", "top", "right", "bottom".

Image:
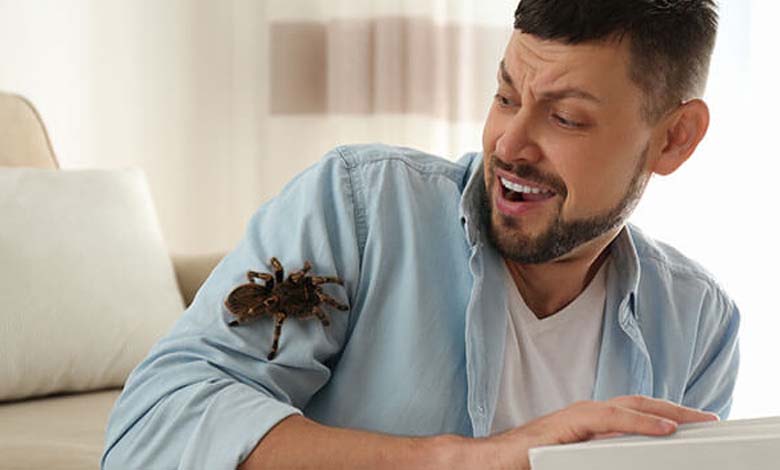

{"left": 463, "top": 240, "right": 510, "bottom": 437}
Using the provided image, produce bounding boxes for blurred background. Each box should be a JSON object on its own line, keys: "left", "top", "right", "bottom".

{"left": 0, "top": 0, "right": 776, "bottom": 420}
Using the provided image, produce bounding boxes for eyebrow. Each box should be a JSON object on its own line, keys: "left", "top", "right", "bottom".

{"left": 498, "top": 59, "right": 602, "bottom": 104}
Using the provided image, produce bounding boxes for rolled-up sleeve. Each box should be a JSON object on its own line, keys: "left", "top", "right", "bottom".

{"left": 102, "top": 148, "right": 363, "bottom": 469}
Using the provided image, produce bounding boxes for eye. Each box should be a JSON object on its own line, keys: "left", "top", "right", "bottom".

{"left": 494, "top": 94, "right": 516, "bottom": 109}
{"left": 552, "top": 113, "right": 586, "bottom": 129}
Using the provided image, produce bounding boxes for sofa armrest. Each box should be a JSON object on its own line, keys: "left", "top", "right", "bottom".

{"left": 171, "top": 253, "right": 225, "bottom": 307}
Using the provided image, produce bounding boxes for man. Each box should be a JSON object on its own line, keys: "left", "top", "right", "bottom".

{"left": 102, "top": 1, "right": 739, "bottom": 469}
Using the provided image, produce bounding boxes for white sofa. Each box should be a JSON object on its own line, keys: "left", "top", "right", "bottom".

{"left": 0, "top": 91, "right": 223, "bottom": 469}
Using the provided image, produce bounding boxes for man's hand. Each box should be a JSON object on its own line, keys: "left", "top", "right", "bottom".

{"left": 472, "top": 395, "right": 719, "bottom": 470}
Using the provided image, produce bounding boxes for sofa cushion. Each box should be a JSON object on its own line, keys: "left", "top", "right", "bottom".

{"left": 0, "top": 389, "right": 121, "bottom": 469}
{"left": 0, "top": 168, "right": 184, "bottom": 401}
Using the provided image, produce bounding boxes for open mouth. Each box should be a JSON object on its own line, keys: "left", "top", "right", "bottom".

{"left": 498, "top": 176, "right": 556, "bottom": 203}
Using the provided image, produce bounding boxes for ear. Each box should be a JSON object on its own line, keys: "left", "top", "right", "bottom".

{"left": 651, "top": 99, "right": 710, "bottom": 176}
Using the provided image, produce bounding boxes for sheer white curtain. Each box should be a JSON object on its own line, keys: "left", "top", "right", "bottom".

{"left": 263, "top": 0, "right": 514, "bottom": 173}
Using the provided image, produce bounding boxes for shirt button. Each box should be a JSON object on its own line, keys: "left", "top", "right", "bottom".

{"left": 478, "top": 405, "right": 485, "bottom": 414}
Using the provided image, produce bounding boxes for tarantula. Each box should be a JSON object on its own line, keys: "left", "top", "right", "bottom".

{"left": 224, "top": 257, "right": 348, "bottom": 360}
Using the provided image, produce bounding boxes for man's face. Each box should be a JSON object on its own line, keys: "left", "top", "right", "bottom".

{"left": 481, "top": 31, "right": 655, "bottom": 264}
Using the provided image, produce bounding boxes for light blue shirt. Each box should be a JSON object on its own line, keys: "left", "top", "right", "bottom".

{"left": 102, "top": 144, "right": 740, "bottom": 469}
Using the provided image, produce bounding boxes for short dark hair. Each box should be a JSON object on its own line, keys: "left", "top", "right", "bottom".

{"left": 514, "top": 0, "right": 718, "bottom": 122}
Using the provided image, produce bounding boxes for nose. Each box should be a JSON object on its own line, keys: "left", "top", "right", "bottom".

{"left": 494, "top": 108, "right": 543, "bottom": 165}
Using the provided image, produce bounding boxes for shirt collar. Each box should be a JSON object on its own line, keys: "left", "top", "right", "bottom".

{"left": 458, "top": 152, "right": 641, "bottom": 319}
{"left": 606, "top": 225, "right": 642, "bottom": 321}
{"left": 458, "top": 152, "right": 486, "bottom": 248}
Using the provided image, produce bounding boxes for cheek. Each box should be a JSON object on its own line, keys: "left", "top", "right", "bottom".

{"left": 541, "top": 141, "right": 611, "bottom": 216}
{"left": 558, "top": 150, "right": 640, "bottom": 217}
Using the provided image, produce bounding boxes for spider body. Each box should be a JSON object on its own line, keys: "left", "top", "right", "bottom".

{"left": 225, "top": 257, "right": 348, "bottom": 360}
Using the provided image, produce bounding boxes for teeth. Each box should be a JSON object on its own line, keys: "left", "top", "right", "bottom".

{"left": 500, "top": 177, "right": 550, "bottom": 194}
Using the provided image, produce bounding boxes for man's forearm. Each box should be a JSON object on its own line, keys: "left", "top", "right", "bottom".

{"left": 238, "top": 415, "right": 476, "bottom": 470}
{"left": 236, "top": 396, "right": 720, "bottom": 470}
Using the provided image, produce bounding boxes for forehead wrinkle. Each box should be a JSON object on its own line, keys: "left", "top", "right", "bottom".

{"left": 499, "top": 58, "right": 533, "bottom": 97}
{"left": 502, "top": 57, "right": 571, "bottom": 105}
{"left": 533, "top": 67, "right": 602, "bottom": 103}
{"left": 508, "top": 38, "right": 606, "bottom": 106}
{"left": 503, "top": 34, "right": 579, "bottom": 99}
{"left": 515, "top": 32, "right": 563, "bottom": 65}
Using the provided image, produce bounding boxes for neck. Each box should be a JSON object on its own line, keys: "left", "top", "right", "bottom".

{"left": 505, "top": 227, "right": 620, "bottom": 319}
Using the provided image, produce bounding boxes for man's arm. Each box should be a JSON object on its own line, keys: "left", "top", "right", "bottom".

{"left": 239, "top": 396, "right": 719, "bottom": 470}
{"left": 102, "top": 150, "right": 362, "bottom": 469}
{"left": 239, "top": 415, "right": 459, "bottom": 470}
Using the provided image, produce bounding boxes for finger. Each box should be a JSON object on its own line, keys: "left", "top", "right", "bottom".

{"left": 609, "top": 396, "right": 719, "bottom": 424}
{"left": 566, "top": 401, "right": 679, "bottom": 439}
{"left": 514, "top": 402, "right": 679, "bottom": 454}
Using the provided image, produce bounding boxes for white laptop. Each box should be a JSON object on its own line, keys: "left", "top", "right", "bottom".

{"left": 529, "top": 416, "right": 780, "bottom": 470}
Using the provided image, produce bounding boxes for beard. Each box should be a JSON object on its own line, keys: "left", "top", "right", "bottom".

{"left": 479, "top": 146, "right": 650, "bottom": 264}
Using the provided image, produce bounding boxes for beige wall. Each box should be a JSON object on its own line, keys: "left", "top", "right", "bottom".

{"left": 0, "top": 0, "right": 273, "bottom": 255}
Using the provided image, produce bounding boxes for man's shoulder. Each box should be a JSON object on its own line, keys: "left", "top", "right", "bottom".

{"left": 328, "top": 143, "right": 479, "bottom": 186}
{"left": 627, "top": 224, "right": 733, "bottom": 305}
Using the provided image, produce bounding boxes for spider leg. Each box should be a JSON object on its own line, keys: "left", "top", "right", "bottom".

{"left": 317, "top": 291, "right": 349, "bottom": 311}
{"left": 247, "top": 271, "right": 275, "bottom": 289}
{"left": 289, "top": 261, "right": 313, "bottom": 283}
{"left": 312, "top": 306, "right": 331, "bottom": 327}
{"left": 311, "top": 276, "right": 344, "bottom": 286}
{"left": 270, "top": 257, "right": 285, "bottom": 284}
{"left": 267, "top": 312, "right": 287, "bottom": 360}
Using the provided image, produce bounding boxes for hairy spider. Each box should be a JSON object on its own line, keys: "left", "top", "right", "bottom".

{"left": 224, "top": 257, "right": 348, "bottom": 360}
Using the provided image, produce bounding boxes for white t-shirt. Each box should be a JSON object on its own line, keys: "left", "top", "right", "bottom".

{"left": 490, "top": 260, "right": 608, "bottom": 435}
